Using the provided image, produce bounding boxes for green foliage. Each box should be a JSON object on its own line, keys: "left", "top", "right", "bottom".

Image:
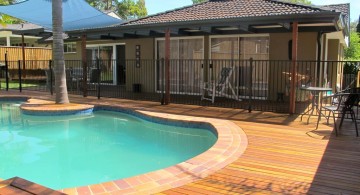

{"left": 345, "top": 32, "right": 360, "bottom": 61}
{"left": 343, "top": 62, "right": 359, "bottom": 74}
{"left": 0, "top": 0, "right": 22, "bottom": 25}
{"left": 85, "top": 0, "right": 117, "bottom": 11}
{"left": 350, "top": 20, "right": 358, "bottom": 32}
{"left": 86, "top": 0, "right": 147, "bottom": 20}
{"left": 0, "top": 0, "right": 16, "bottom": 5}
{"left": 117, "top": 0, "right": 147, "bottom": 20}
{"left": 282, "top": 0, "right": 312, "bottom": 4}
{"left": 192, "top": 0, "right": 206, "bottom": 4}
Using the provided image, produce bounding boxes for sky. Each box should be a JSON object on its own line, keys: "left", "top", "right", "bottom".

{"left": 146, "top": 0, "right": 359, "bottom": 22}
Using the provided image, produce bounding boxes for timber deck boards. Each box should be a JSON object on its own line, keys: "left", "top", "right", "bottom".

{"left": 2, "top": 90, "right": 360, "bottom": 195}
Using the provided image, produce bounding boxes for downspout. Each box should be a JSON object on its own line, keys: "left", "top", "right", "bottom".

{"left": 316, "top": 31, "right": 323, "bottom": 87}
{"left": 289, "top": 22, "right": 298, "bottom": 114}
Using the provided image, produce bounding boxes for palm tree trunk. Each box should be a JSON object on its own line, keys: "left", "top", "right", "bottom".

{"left": 52, "top": 0, "right": 69, "bottom": 104}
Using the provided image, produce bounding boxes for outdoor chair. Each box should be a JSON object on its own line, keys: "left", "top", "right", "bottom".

{"left": 201, "top": 67, "right": 239, "bottom": 103}
{"left": 65, "top": 68, "right": 75, "bottom": 91}
{"left": 45, "top": 68, "right": 76, "bottom": 91}
{"left": 316, "top": 92, "right": 359, "bottom": 137}
{"left": 88, "top": 68, "right": 101, "bottom": 90}
{"left": 45, "top": 69, "right": 54, "bottom": 91}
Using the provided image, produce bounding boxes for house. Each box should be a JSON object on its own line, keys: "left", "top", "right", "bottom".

{"left": 0, "top": 23, "right": 52, "bottom": 73}
{"left": 0, "top": 23, "right": 50, "bottom": 47}
{"left": 66, "top": 0, "right": 350, "bottom": 106}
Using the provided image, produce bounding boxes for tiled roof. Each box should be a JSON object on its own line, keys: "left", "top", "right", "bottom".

{"left": 320, "top": 4, "right": 350, "bottom": 24}
{"left": 123, "top": 0, "right": 333, "bottom": 26}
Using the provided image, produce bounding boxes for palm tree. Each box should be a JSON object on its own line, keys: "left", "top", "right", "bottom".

{"left": 52, "top": 0, "right": 69, "bottom": 103}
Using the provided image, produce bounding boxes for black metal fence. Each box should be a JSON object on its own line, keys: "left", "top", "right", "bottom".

{"left": 0, "top": 59, "right": 358, "bottom": 114}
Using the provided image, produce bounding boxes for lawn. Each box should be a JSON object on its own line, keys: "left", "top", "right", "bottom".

{"left": 0, "top": 81, "right": 40, "bottom": 89}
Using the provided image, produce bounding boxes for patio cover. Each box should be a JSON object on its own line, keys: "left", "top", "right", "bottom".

{"left": 0, "top": 0, "right": 123, "bottom": 31}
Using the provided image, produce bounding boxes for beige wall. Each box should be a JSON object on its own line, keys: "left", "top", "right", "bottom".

{"left": 64, "top": 38, "right": 156, "bottom": 92}
{"left": 64, "top": 38, "right": 155, "bottom": 61}
{"left": 268, "top": 32, "right": 317, "bottom": 100}
{"left": 327, "top": 39, "right": 346, "bottom": 91}
{"left": 63, "top": 42, "right": 82, "bottom": 60}
{"left": 123, "top": 38, "right": 155, "bottom": 92}
{"left": 269, "top": 32, "right": 317, "bottom": 61}
{"left": 327, "top": 39, "right": 340, "bottom": 61}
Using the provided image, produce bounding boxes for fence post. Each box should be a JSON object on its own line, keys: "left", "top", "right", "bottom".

{"left": 5, "top": 52, "right": 9, "bottom": 91}
{"left": 49, "top": 60, "right": 53, "bottom": 95}
{"left": 83, "top": 59, "right": 88, "bottom": 97}
{"left": 97, "top": 59, "right": 101, "bottom": 99}
{"left": 18, "top": 60, "right": 22, "bottom": 92}
{"left": 248, "top": 58, "right": 253, "bottom": 113}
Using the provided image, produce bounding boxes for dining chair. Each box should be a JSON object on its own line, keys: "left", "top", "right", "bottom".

{"left": 317, "top": 93, "right": 359, "bottom": 136}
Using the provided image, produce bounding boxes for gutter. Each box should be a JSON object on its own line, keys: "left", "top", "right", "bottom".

{"left": 67, "top": 12, "right": 341, "bottom": 36}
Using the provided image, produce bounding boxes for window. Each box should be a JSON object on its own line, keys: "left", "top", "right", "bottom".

{"left": 64, "top": 42, "right": 76, "bottom": 53}
{"left": 156, "top": 38, "right": 203, "bottom": 60}
{"left": 210, "top": 36, "right": 269, "bottom": 60}
{"left": 210, "top": 35, "right": 270, "bottom": 99}
{"left": 156, "top": 37, "right": 204, "bottom": 94}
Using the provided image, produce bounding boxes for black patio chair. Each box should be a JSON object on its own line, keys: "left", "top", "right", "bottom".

{"left": 317, "top": 93, "right": 359, "bottom": 136}
{"left": 88, "top": 68, "right": 101, "bottom": 91}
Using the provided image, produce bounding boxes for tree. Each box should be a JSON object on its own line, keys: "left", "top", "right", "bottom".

{"left": 345, "top": 32, "right": 360, "bottom": 61}
{"left": 282, "top": 0, "right": 311, "bottom": 4}
{"left": 85, "top": 0, "right": 117, "bottom": 11}
{"left": 0, "top": 0, "right": 22, "bottom": 25}
{"left": 350, "top": 20, "right": 359, "bottom": 32}
{"left": 192, "top": 0, "right": 206, "bottom": 4}
{"left": 356, "top": 16, "right": 360, "bottom": 33}
{"left": 86, "top": 0, "right": 147, "bottom": 20}
{"left": 117, "top": 0, "right": 147, "bottom": 20}
{"left": 52, "top": 0, "right": 69, "bottom": 104}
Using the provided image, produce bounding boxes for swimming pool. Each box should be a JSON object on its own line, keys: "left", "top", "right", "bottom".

{"left": 0, "top": 101, "right": 217, "bottom": 189}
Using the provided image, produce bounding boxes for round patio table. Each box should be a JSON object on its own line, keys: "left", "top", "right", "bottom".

{"left": 300, "top": 86, "right": 333, "bottom": 126}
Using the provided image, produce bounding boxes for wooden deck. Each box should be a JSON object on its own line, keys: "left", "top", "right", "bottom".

{"left": 2, "top": 90, "right": 360, "bottom": 195}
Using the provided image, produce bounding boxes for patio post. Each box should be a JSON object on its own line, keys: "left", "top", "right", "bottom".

{"left": 82, "top": 34, "right": 88, "bottom": 97}
{"left": 5, "top": 52, "right": 9, "bottom": 91}
{"left": 289, "top": 22, "right": 298, "bottom": 114}
{"left": 21, "top": 34, "right": 26, "bottom": 78}
{"left": 164, "top": 28, "right": 170, "bottom": 105}
{"left": 248, "top": 58, "right": 253, "bottom": 113}
{"left": 49, "top": 60, "right": 53, "bottom": 95}
{"left": 18, "top": 60, "right": 22, "bottom": 92}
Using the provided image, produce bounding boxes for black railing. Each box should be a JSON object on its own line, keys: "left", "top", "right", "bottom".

{"left": 1, "top": 59, "right": 359, "bottom": 115}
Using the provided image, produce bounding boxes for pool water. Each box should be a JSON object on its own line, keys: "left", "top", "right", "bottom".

{"left": 0, "top": 102, "right": 217, "bottom": 189}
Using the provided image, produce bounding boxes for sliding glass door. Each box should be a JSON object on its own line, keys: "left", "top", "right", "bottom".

{"left": 156, "top": 37, "right": 204, "bottom": 94}
{"left": 86, "top": 45, "right": 115, "bottom": 84}
{"left": 210, "top": 35, "right": 270, "bottom": 99}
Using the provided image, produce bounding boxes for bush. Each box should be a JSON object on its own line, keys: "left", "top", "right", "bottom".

{"left": 343, "top": 62, "right": 359, "bottom": 74}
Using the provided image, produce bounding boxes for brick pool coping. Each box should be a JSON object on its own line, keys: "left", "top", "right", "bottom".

{"left": 5, "top": 97, "right": 248, "bottom": 195}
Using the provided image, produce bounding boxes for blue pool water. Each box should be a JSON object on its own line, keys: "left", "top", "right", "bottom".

{"left": 0, "top": 102, "right": 217, "bottom": 189}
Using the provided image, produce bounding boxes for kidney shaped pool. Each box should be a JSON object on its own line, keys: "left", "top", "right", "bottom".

{"left": 0, "top": 101, "right": 217, "bottom": 189}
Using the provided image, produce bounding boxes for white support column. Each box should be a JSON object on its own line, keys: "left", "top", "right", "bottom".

{"left": 6, "top": 36, "right": 10, "bottom": 46}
